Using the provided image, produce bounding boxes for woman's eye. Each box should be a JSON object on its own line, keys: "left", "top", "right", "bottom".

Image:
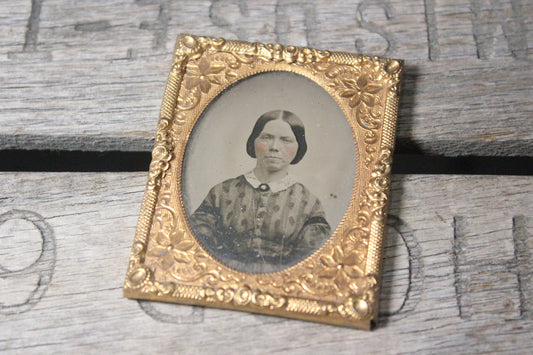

{"left": 281, "top": 137, "right": 294, "bottom": 143}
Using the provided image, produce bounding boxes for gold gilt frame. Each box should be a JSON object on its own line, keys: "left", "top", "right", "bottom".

{"left": 124, "top": 34, "right": 402, "bottom": 329}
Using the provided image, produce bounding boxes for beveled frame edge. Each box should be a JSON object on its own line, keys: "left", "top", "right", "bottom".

{"left": 124, "top": 34, "right": 403, "bottom": 329}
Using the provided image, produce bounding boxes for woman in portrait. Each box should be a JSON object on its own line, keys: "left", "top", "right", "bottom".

{"left": 189, "top": 110, "right": 331, "bottom": 273}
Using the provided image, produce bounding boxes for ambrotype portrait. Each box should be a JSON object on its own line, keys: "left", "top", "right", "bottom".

{"left": 183, "top": 72, "right": 355, "bottom": 273}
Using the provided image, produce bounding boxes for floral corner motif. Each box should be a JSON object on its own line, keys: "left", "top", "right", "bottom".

{"left": 184, "top": 57, "right": 226, "bottom": 94}
{"left": 339, "top": 75, "right": 383, "bottom": 108}
{"left": 318, "top": 246, "right": 365, "bottom": 295}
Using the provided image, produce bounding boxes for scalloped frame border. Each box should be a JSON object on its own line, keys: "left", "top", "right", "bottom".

{"left": 124, "top": 34, "right": 402, "bottom": 330}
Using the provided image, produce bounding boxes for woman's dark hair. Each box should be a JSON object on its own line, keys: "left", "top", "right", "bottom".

{"left": 246, "top": 110, "right": 307, "bottom": 164}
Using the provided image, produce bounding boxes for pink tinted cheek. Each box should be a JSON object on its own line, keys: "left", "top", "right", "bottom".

{"left": 254, "top": 141, "right": 267, "bottom": 156}
{"left": 283, "top": 144, "right": 298, "bottom": 160}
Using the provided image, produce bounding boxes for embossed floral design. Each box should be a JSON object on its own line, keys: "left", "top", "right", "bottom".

{"left": 318, "top": 246, "right": 365, "bottom": 292}
{"left": 185, "top": 57, "right": 225, "bottom": 93}
{"left": 148, "top": 228, "right": 195, "bottom": 270}
{"left": 339, "top": 75, "right": 382, "bottom": 108}
{"left": 254, "top": 43, "right": 329, "bottom": 64}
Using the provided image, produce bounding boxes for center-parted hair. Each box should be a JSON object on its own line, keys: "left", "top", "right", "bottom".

{"left": 246, "top": 110, "right": 307, "bottom": 165}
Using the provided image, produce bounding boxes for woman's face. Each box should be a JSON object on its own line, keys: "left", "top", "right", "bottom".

{"left": 254, "top": 119, "right": 299, "bottom": 173}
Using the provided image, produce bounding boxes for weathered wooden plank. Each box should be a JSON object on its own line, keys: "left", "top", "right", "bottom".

{"left": 0, "top": 173, "right": 531, "bottom": 353}
{"left": 0, "top": 0, "right": 532, "bottom": 156}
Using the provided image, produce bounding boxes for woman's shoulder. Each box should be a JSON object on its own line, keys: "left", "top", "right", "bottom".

{"left": 286, "top": 182, "right": 319, "bottom": 200}
{"left": 209, "top": 175, "right": 249, "bottom": 194}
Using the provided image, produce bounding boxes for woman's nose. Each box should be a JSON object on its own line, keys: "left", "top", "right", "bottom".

{"left": 269, "top": 138, "right": 280, "bottom": 151}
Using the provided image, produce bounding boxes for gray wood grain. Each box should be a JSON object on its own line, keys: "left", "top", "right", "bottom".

{"left": 0, "top": 173, "right": 531, "bottom": 353}
{"left": 0, "top": 0, "right": 531, "bottom": 156}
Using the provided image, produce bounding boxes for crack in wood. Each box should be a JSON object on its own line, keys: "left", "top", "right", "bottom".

{"left": 513, "top": 216, "right": 532, "bottom": 320}
{"left": 423, "top": 0, "right": 440, "bottom": 61}
{"left": 453, "top": 216, "right": 473, "bottom": 319}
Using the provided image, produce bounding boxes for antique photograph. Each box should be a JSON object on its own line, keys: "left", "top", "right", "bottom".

{"left": 125, "top": 34, "right": 402, "bottom": 329}
{"left": 183, "top": 72, "right": 356, "bottom": 273}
